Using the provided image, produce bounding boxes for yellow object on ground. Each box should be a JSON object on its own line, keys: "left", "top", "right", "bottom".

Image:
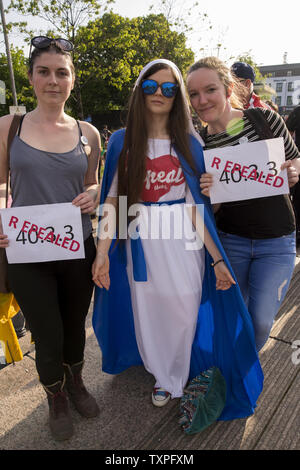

{"left": 0, "top": 293, "right": 23, "bottom": 363}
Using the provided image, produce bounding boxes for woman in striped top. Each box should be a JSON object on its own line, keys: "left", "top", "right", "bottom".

{"left": 186, "top": 56, "right": 300, "bottom": 351}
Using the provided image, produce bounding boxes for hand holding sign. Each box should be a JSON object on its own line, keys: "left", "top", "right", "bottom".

{"left": 203, "top": 138, "right": 289, "bottom": 204}
{"left": 0, "top": 216, "right": 9, "bottom": 249}
{"left": 281, "top": 159, "right": 299, "bottom": 187}
{"left": 199, "top": 173, "right": 214, "bottom": 198}
{"left": 0, "top": 203, "right": 85, "bottom": 263}
{"left": 72, "top": 191, "right": 96, "bottom": 214}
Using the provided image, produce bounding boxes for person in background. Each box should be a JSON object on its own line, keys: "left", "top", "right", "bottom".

{"left": 286, "top": 105, "right": 300, "bottom": 244}
{"left": 187, "top": 56, "right": 300, "bottom": 352}
{"left": 286, "top": 105, "right": 300, "bottom": 151}
{"left": 0, "top": 36, "right": 101, "bottom": 441}
{"left": 231, "top": 61, "right": 271, "bottom": 110}
{"left": 101, "top": 124, "right": 112, "bottom": 156}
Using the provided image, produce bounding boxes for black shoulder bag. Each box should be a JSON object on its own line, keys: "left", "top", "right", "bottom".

{"left": 243, "top": 108, "right": 274, "bottom": 140}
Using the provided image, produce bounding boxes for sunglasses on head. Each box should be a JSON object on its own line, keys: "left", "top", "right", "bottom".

{"left": 29, "top": 36, "right": 74, "bottom": 57}
{"left": 141, "top": 79, "right": 178, "bottom": 98}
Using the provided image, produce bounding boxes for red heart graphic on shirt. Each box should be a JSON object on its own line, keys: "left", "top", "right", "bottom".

{"left": 141, "top": 154, "right": 185, "bottom": 202}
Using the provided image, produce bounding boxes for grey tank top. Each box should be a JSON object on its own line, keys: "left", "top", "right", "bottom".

{"left": 10, "top": 116, "right": 92, "bottom": 240}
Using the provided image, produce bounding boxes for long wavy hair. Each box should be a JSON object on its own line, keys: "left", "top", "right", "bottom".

{"left": 117, "top": 63, "right": 196, "bottom": 216}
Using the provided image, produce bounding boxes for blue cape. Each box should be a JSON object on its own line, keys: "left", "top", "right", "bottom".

{"left": 92, "top": 129, "right": 264, "bottom": 420}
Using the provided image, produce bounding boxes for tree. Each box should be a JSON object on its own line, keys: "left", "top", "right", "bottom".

{"left": 149, "top": 0, "right": 211, "bottom": 39}
{"left": 6, "top": 0, "right": 115, "bottom": 118}
{"left": 7, "top": 0, "right": 114, "bottom": 41}
{"left": 148, "top": 0, "right": 224, "bottom": 58}
{"left": 1, "top": 6, "right": 194, "bottom": 121}
{"left": 74, "top": 12, "right": 194, "bottom": 118}
{"left": 0, "top": 47, "right": 35, "bottom": 116}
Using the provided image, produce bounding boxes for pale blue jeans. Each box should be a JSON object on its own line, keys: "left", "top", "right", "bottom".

{"left": 218, "top": 231, "right": 296, "bottom": 351}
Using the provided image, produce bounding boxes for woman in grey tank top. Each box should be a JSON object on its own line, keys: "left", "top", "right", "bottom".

{"left": 0, "top": 38, "right": 101, "bottom": 441}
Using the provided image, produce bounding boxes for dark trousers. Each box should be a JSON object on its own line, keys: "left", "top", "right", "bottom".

{"left": 8, "top": 235, "right": 96, "bottom": 385}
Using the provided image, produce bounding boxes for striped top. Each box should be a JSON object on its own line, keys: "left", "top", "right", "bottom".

{"left": 199, "top": 109, "right": 300, "bottom": 239}
{"left": 201, "top": 108, "right": 299, "bottom": 159}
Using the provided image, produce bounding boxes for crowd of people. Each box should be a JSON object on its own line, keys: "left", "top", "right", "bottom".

{"left": 0, "top": 36, "right": 299, "bottom": 442}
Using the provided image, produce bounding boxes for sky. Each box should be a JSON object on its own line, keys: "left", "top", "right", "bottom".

{"left": 1, "top": 0, "right": 299, "bottom": 67}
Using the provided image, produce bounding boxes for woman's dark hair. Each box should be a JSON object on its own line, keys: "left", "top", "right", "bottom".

{"left": 28, "top": 43, "right": 75, "bottom": 76}
{"left": 117, "top": 63, "right": 196, "bottom": 223}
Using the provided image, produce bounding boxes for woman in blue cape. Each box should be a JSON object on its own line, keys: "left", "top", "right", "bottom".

{"left": 92, "top": 59, "right": 263, "bottom": 418}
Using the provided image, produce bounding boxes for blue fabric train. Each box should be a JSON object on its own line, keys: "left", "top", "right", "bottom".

{"left": 92, "top": 128, "right": 264, "bottom": 420}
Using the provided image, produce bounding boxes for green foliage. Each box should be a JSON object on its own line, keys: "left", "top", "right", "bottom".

{"left": 5, "top": 0, "right": 115, "bottom": 117}
{"left": 1, "top": 6, "right": 194, "bottom": 119}
{"left": 0, "top": 47, "right": 35, "bottom": 116}
{"left": 74, "top": 12, "right": 194, "bottom": 116}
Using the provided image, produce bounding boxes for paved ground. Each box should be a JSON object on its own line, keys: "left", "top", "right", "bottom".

{"left": 0, "top": 256, "right": 299, "bottom": 451}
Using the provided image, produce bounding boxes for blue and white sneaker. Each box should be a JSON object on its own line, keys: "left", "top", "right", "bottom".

{"left": 152, "top": 387, "right": 171, "bottom": 407}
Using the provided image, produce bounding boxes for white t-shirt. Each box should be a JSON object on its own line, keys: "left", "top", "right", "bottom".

{"left": 108, "top": 139, "right": 186, "bottom": 202}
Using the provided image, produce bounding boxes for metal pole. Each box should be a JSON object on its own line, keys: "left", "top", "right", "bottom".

{"left": 0, "top": 0, "right": 18, "bottom": 106}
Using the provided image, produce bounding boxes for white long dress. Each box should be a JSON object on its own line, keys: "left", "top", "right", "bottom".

{"left": 108, "top": 139, "right": 205, "bottom": 397}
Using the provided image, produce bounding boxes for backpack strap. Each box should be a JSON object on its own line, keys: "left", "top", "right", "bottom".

{"left": 5, "top": 114, "right": 23, "bottom": 207}
{"left": 244, "top": 108, "right": 274, "bottom": 140}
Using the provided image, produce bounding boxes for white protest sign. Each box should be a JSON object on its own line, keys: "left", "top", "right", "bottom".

{"left": 203, "top": 137, "right": 289, "bottom": 204}
{"left": 0, "top": 203, "right": 85, "bottom": 263}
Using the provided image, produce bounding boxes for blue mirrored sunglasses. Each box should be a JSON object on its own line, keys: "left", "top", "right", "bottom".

{"left": 141, "top": 79, "right": 178, "bottom": 98}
